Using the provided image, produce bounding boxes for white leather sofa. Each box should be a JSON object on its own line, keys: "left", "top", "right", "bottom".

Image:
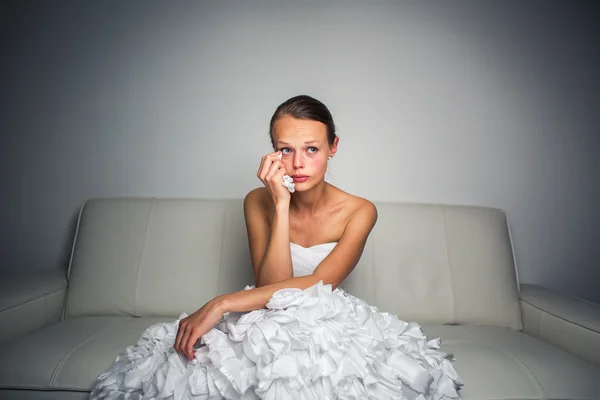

{"left": 1, "top": 198, "right": 599, "bottom": 400}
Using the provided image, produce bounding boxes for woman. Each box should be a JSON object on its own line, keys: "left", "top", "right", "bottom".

{"left": 90, "top": 95, "right": 463, "bottom": 399}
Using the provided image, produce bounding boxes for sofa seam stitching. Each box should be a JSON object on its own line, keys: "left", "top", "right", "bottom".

{"left": 65, "top": 201, "right": 86, "bottom": 282}
{"left": 133, "top": 198, "right": 155, "bottom": 317}
{"left": 63, "top": 201, "right": 86, "bottom": 319}
{"left": 504, "top": 210, "right": 521, "bottom": 290}
{"left": 504, "top": 211, "right": 524, "bottom": 331}
{"left": 48, "top": 317, "right": 133, "bottom": 387}
{"left": 440, "top": 207, "right": 456, "bottom": 324}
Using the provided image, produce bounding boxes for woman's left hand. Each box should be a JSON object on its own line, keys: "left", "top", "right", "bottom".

{"left": 174, "top": 296, "right": 227, "bottom": 360}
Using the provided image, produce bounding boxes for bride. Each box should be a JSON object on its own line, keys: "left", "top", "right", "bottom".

{"left": 89, "top": 95, "right": 463, "bottom": 399}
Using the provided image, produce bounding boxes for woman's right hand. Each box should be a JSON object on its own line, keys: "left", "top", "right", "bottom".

{"left": 257, "top": 151, "right": 291, "bottom": 207}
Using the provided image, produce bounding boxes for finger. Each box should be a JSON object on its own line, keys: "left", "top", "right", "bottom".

{"left": 265, "top": 160, "right": 283, "bottom": 181}
{"left": 185, "top": 329, "right": 200, "bottom": 360}
{"left": 262, "top": 158, "right": 278, "bottom": 181}
{"left": 270, "top": 164, "right": 286, "bottom": 185}
{"left": 258, "top": 156, "right": 275, "bottom": 181}
{"left": 179, "top": 326, "right": 192, "bottom": 357}
{"left": 174, "top": 321, "right": 185, "bottom": 351}
{"left": 259, "top": 151, "right": 283, "bottom": 179}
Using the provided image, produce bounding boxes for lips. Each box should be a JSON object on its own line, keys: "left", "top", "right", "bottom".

{"left": 291, "top": 175, "right": 309, "bottom": 183}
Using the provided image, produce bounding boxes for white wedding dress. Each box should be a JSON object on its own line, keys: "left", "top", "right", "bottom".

{"left": 89, "top": 242, "right": 463, "bottom": 399}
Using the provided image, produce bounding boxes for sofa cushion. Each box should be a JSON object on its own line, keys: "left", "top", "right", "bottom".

{"left": 341, "top": 203, "right": 522, "bottom": 329}
{"left": 419, "top": 323, "right": 600, "bottom": 399}
{"left": 1, "top": 318, "right": 599, "bottom": 400}
{"left": 0, "top": 390, "right": 89, "bottom": 400}
{"left": 0, "top": 316, "right": 164, "bottom": 392}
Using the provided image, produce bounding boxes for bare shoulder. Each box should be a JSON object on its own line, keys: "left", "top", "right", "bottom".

{"left": 324, "top": 187, "right": 377, "bottom": 261}
{"left": 328, "top": 185, "right": 377, "bottom": 227}
{"left": 354, "top": 196, "right": 377, "bottom": 219}
{"left": 347, "top": 194, "right": 377, "bottom": 226}
{"left": 244, "top": 187, "right": 268, "bottom": 206}
{"left": 243, "top": 187, "right": 273, "bottom": 219}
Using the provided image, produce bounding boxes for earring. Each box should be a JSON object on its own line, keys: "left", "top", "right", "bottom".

{"left": 328, "top": 155, "right": 333, "bottom": 160}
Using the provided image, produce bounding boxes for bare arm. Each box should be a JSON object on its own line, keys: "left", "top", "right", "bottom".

{"left": 226, "top": 201, "right": 377, "bottom": 313}
{"left": 176, "top": 200, "right": 377, "bottom": 360}
{"left": 243, "top": 189, "right": 293, "bottom": 287}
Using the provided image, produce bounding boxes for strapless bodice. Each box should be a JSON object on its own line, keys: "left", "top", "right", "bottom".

{"left": 290, "top": 242, "right": 337, "bottom": 277}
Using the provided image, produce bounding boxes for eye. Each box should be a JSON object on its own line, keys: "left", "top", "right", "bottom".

{"left": 280, "top": 148, "right": 292, "bottom": 155}
{"left": 307, "top": 146, "right": 318, "bottom": 154}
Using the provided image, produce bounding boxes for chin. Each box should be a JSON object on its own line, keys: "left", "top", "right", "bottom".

{"left": 293, "top": 179, "right": 324, "bottom": 192}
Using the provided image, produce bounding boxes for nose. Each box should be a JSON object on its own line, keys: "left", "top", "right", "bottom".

{"left": 292, "top": 151, "right": 304, "bottom": 170}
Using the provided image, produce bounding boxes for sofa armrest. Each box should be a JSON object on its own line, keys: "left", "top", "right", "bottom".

{"left": 0, "top": 270, "right": 68, "bottom": 343}
{"left": 519, "top": 283, "right": 600, "bottom": 367}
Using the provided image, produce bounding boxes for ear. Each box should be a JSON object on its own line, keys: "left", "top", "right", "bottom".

{"left": 329, "top": 136, "right": 339, "bottom": 158}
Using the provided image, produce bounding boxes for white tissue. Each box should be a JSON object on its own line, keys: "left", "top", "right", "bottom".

{"left": 282, "top": 175, "right": 295, "bottom": 193}
{"left": 276, "top": 152, "right": 295, "bottom": 193}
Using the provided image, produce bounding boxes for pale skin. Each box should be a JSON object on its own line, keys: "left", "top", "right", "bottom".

{"left": 174, "top": 115, "right": 378, "bottom": 360}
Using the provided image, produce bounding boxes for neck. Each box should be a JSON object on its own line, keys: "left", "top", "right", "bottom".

{"left": 289, "top": 180, "right": 329, "bottom": 216}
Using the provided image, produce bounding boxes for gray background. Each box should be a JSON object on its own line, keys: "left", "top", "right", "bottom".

{"left": 1, "top": 1, "right": 599, "bottom": 303}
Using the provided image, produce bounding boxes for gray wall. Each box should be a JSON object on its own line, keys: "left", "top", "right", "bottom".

{"left": 1, "top": 1, "right": 599, "bottom": 303}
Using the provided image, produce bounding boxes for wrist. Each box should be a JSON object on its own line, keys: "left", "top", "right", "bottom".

{"left": 274, "top": 202, "right": 289, "bottom": 214}
{"left": 213, "top": 294, "right": 231, "bottom": 314}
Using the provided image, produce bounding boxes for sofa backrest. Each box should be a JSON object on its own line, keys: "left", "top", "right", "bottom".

{"left": 343, "top": 202, "right": 521, "bottom": 330}
{"left": 64, "top": 198, "right": 522, "bottom": 329}
{"left": 65, "top": 199, "right": 253, "bottom": 319}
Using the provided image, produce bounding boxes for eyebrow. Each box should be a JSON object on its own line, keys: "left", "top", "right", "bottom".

{"left": 277, "top": 140, "right": 320, "bottom": 145}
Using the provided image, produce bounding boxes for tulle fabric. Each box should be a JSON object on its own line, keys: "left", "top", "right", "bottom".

{"left": 89, "top": 282, "right": 463, "bottom": 399}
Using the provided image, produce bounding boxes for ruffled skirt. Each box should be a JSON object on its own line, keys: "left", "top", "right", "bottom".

{"left": 89, "top": 282, "right": 463, "bottom": 399}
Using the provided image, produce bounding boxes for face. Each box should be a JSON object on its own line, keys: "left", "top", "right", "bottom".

{"left": 272, "top": 115, "right": 338, "bottom": 191}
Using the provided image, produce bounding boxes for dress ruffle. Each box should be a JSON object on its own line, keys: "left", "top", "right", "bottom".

{"left": 90, "top": 282, "right": 463, "bottom": 399}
